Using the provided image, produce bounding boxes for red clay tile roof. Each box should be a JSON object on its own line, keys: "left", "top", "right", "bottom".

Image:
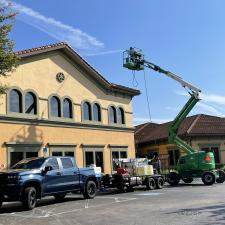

{"left": 15, "top": 42, "right": 140, "bottom": 97}
{"left": 135, "top": 114, "right": 225, "bottom": 144}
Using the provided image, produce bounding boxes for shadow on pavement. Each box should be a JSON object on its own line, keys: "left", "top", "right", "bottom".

{"left": 0, "top": 196, "right": 85, "bottom": 214}
{"left": 165, "top": 202, "right": 225, "bottom": 225}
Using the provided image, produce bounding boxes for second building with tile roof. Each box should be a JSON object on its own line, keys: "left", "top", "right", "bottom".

{"left": 135, "top": 114, "right": 225, "bottom": 169}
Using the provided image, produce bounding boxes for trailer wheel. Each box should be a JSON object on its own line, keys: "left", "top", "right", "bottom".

{"left": 202, "top": 172, "right": 215, "bottom": 185}
{"left": 146, "top": 178, "right": 156, "bottom": 190}
{"left": 127, "top": 186, "right": 134, "bottom": 192}
{"left": 216, "top": 170, "right": 225, "bottom": 183}
{"left": 182, "top": 178, "right": 193, "bottom": 184}
{"left": 167, "top": 172, "right": 180, "bottom": 186}
{"left": 116, "top": 183, "right": 125, "bottom": 193}
{"left": 156, "top": 177, "right": 164, "bottom": 189}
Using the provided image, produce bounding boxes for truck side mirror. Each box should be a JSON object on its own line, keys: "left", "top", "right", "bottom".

{"left": 43, "top": 166, "right": 53, "bottom": 173}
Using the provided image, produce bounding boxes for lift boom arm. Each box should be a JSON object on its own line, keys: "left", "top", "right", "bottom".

{"left": 123, "top": 47, "right": 201, "bottom": 154}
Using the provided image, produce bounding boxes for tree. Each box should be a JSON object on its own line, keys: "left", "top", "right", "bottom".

{"left": 0, "top": 1, "right": 18, "bottom": 94}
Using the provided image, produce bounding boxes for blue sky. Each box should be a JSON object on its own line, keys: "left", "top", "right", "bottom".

{"left": 3, "top": 0, "right": 225, "bottom": 124}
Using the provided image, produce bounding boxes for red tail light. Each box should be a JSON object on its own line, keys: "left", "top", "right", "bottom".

{"left": 205, "top": 154, "right": 211, "bottom": 162}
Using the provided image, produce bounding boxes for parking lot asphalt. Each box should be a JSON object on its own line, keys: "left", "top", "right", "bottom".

{"left": 1, "top": 181, "right": 225, "bottom": 225}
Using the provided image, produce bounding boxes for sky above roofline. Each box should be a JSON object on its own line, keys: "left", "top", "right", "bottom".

{"left": 2, "top": 0, "right": 225, "bottom": 125}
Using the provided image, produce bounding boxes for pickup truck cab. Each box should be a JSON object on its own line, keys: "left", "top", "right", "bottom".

{"left": 0, "top": 157, "right": 101, "bottom": 210}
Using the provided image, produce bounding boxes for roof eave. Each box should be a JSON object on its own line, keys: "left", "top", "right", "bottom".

{"left": 16, "top": 42, "right": 140, "bottom": 97}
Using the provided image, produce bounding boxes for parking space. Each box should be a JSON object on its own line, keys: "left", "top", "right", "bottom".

{"left": 1, "top": 183, "right": 225, "bottom": 225}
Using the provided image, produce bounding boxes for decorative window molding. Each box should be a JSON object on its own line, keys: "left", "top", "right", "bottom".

{"left": 92, "top": 102, "right": 102, "bottom": 122}
{"left": 117, "top": 106, "right": 125, "bottom": 125}
{"left": 7, "top": 87, "right": 39, "bottom": 118}
{"left": 82, "top": 100, "right": 92, "bottom": 121}
{"left": 24, "top": 89, "right": 39, "bottom": 115}
{"left": 48, "top": 94, "right": 62, "bottom": 118}
{"left": 62, "top": 96, "right": 73, "bottom": 119}
{"left": 108, "top": 105, "right": 117, "bottom": 124}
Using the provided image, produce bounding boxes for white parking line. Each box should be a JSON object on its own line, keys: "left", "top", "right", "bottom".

{"left": 133, "top": 192, "right": 162, "bottom": 196}
{"left": 0, "top": 196, "right": 138, "bottom": 219}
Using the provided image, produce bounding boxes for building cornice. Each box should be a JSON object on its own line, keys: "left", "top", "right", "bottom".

{"left": 0, "top": 115, "right": 135, "bottom": 133}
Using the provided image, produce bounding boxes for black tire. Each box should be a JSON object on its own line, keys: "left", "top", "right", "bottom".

{"left": 146, "top": 178, "right": 156, "bottom": 190}
{"left": 83, "top": 180, "right": 97, "bottom": 199}
{"left": 167, "top": 172, "right": 180, "bottom": 186}
{"left": 156, "top": 177, "right": 164, "bottom": 189}
{"left": 182, "top": 177, "right": 193, "bottom": 184}
{"left": 216, "top": 170, "right": 225, "bottom": 183}
{"left": 202, "top": 172, "right": 216, "bottom": 185}
{"left": 127, "top": 186, "right": 134, "bottom": 192}
{"left": 22, "top": 187, "right": 37, "bottom": 210}
{"left": 54, "top": 193, "right": 67, "bottom": 201}
{"left": 0, "top": 200, "right": 2, "bottom": 209}
{"left": 116, "top": 182, "right": 125, "bottom": 193}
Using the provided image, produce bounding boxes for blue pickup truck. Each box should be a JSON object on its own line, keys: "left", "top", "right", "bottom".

{"left": 0, "top": 157, "right": 101, "bottom": 210}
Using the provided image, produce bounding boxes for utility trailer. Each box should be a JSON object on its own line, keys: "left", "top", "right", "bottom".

{"left": 102, "top": 158, "right": 165, "bottom": 192}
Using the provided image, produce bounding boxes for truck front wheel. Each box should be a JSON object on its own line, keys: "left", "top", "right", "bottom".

{"left": 202, "top": 172, "right": 215, "bottom": 185}
{"left": 22, "top": 187, "right": 37, "bottom": 210}
{"left": 83, "top": 180, "right": 97, "bottom": 199}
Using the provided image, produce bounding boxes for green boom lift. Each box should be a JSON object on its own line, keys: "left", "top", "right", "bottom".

{"left": 123, "top": 47, "right": 225, "bottom": 185}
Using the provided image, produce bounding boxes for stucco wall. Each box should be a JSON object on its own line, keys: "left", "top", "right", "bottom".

{"left": 0, "top": 50, "right": 137, "bottom": 174}
{"left": 2, "top": 52, "right": 134, "bottom": 127}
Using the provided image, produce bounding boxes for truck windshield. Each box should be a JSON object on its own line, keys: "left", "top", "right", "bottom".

{"left": 11, "top": 158, "right": 47, "bottom": 169}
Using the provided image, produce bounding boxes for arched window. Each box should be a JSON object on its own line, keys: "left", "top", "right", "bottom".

{"left": 50, "top": 96, "right": 61, "bottom": 117}
{"left": 63, "top": 98, "right": 72, "bottom": 118}
{"left": 117, "top": 107, "right": 125, "bottom": 124}
{"left": 83, "top": 101, "right": 92, "bottom": 120}
{"left": 93, "top": 103, "right": 101, "bottom": 122}
{"left": 9, "top": 89, "right": 22, "bottom": 113}
{"left": 25, "top": 92, "right": 37, "bottom": 114}
{"left": 109, "top": 106, "right": 117, "bottom": 123}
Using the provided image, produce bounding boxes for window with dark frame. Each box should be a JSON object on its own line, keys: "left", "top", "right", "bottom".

{"left": 84, "top": 151, "right": 104, "bottom": 172}
{"left": 109, "top": 106, "right": 117, "bottom": 123}
{"left": 93, "top": 103, "right": 101, "bottom": 122}
{"left": 85, "top": 151, "right": 94, "bottom": 166}
{"left": 83, "top": 102, "right": 92, "bottom": 120}
{"left": 52, "top": 151, "right": 63, "bottom": 156}
{"left": 111, "top": 150, "right": 128, "bottom": 171}
{"left": 9, "top": 89, "right": 22, "bottom": 113}
{"left": 25, "top": 92, "right": 37, "bottom": 114}
{"left": 168, "top": 149, "right": 180, "bottom": 166}
{"left": 50, "top": 96, "right": 61, "bottom": 117}
{"left": 117, "top": 107, "right": 125, "bottom": 124}
{"left": 63, "top": 98, "right": 72, "bottom": 118}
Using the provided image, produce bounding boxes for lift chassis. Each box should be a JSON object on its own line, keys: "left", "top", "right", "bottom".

{"left": 123, "top": 47, "right": 225, "bottom": 185}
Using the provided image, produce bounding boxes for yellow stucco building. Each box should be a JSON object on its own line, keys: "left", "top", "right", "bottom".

{"left": 0, "top": 42, "right": 140, "bottom": 174}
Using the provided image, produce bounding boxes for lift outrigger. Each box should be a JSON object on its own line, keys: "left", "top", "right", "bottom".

{"left": 123, "top": 47, "right": 225, "bottom": 185}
